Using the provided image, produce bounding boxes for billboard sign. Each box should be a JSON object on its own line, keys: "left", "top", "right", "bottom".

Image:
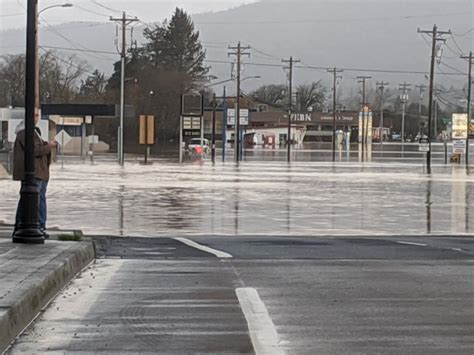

{"left": 181, "top": 94, "right": 203, "bottom": 117}
{"left": 452, "top": 113, "right": 468, "bottom": 140}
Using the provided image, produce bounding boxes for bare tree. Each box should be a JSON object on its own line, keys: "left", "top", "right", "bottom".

{"left": 0, "top": 51, "right": 88, "bottom": 106}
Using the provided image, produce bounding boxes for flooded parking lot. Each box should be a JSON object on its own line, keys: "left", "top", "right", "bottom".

{"left": 0, "top": 159, "right": 472, "bottom": 237}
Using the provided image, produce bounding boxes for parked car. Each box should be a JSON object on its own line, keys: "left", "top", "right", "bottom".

{"left": 187, "top": 138, "right": 210, "bottom": 154}
{"left": 391, "top": 133, "right": 401, "bottom": 142}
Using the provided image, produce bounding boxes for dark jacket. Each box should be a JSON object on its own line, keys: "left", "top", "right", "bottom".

{"left": 13, "top": 128, "right": 52, "bottom": 181}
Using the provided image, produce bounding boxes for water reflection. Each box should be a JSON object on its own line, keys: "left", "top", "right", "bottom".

{"left": 426, "top": 179, "right": 432, "bottom": 234}
{"left": 0, "top": 160, "right": 472, "bottom": 236}
{"left": 118, "top": 185, "right": 124, "bottom": 236}
{"left": 451, "top": 167, "right": 468, "bottom": 234}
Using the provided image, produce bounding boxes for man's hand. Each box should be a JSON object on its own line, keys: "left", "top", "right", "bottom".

{"left": 48, "top": 140, "right": 58, "bottom": 148}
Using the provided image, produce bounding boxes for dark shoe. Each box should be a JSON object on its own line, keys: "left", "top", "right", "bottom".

{"left": 42, "top": 231, "right": 50, "bottom": 240}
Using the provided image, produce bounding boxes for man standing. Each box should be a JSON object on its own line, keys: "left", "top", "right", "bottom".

{"left": 13, "top": 115, "right": 57, "bottom": 239}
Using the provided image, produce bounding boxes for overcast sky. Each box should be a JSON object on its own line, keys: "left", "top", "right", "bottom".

{"left": 0, "top": 0, "right": 260, "bottom": 31}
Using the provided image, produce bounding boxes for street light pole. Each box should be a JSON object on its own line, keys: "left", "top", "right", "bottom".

{"left": 36, "top": 3, "right": 73, "bottom": 112}
{"left": 13, "top": 0, "right": 43, "bottom": 244}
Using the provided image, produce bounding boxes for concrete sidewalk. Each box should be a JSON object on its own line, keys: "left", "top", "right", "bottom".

{"left": 0, "top": 229, "right": 95, "bottom": 353}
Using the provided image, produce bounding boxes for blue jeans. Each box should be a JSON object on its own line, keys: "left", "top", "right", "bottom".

{"left": 15, "top": 179, "right": 48, "bottom": 231}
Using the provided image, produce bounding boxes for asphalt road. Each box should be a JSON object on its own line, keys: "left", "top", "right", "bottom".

{"left": 8, "top": 235, "right": 474, "bottom": 354}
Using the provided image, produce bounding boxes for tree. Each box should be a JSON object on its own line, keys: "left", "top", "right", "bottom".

{"left": 39, "top": 50, "right": 87, "bottom": 103}
{"left": 77, "top": 69, "right": 107, "bottom": 103}
{"left": 295, "top": 81, "right": 327, "bottom": 112}
{"left": 250, "top": 84, "right": 287, "bottom": 107}
{"left": 106, "top": 8, "right": 209, "bottom": 152}
{"left": 0, "top": 51, "right": 88, "bottom": 106}
{"left": 157, "top": 8, "right": 208, "bottom": 83}
{"left": 0, "top": 55, "right": 26, "bottom": 107}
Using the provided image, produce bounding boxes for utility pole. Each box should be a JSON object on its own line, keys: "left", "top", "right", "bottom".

{"left": 399, "top": 82, "right": 411, "bottom": 143}
{"left": 460, "top": 51, "right": 473, "bottom": 168}
{"left": 418, "top": 24, "right": 451, "bottom": 173}
{"left": 328, "top": 68, "right": 344, "bottom": 162}
{"left": 357, "top": 76, "right": 371, "bottom": 162}
{"left": 228, "top": 42, "right": 250, "bottom": 163}
{"left": 222, "top": 86, "right": 227, "bottom": 163}
{"left": 110, "top": 12, "right": 138, "bottom": 166}
{"left": 377, "top": 82, "right": 389, "bottom": 146}
{"left": 211, "top": 93, "right": 217, "bottom": 164}
{"left": 282, "top": 56, "right": 301, "bottom": 163}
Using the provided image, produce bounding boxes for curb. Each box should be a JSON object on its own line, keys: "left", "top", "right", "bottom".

{"left": 0, "top": 241, "right": 96, "bottom": 353}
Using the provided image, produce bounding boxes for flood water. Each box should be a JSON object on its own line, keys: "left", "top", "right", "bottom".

{"left": 0, "top": 158, "right": 472, "bottom": 237}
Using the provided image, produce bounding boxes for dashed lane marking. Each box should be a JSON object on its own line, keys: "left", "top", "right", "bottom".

{"left": 396, "top": 241, "right": 428, "bottom": 247}
{"left": 174, "top": 237, "right": 233, "bottom": 258}
{"left": 236, "top": 287, "right": 285, "bottom": 355}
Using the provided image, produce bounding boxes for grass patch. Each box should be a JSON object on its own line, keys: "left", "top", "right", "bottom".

{"left": 57, "top": 233, "right": 82, "bottom": 242}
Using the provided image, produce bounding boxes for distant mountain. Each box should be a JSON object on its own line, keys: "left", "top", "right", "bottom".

{"left": 0, "top": 0, "right": 471, "bottom": 94}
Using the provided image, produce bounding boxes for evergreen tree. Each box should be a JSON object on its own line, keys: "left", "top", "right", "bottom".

{"left": 78, "top": 69, "right": 107, "bottom": 103}
{"left": 158, "top": 8, "right": 208, "bottom": 81}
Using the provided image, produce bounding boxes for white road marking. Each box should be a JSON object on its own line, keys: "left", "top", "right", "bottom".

{"left": 396, "top": 241, "right": 427, "bottom": 247}
{"left": 174, "top": 237, "right": 233, "bottom": 258}
{"left": 451, "top": 248, "right": 464, "bottom": 252}
{"left": 236, "top": 287, "right": 285, "bottom": 355}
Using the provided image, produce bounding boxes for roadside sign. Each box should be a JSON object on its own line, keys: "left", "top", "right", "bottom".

{"left": 181, "top": 94, "right": 203, "bottom": 117}
{"left": 55, "top": 129, "right": 72, "bottom": 147}
{"left": 87, "top": 135, "right": 99, "bottom": 144}
{"left": 49, "top": 116, "right": 83, "bottom": 126}
{"left": 182, "top": 116, "right": 201, "bottom": 130}
{"left": 452, "top": 113, "right": 468, "bottom": 140}
{"left": 419, "top": 137, "right": 429, "bottom": 152}
{"left": 182, "top": 116, "right": 202, "bottom": 139}
{"left": 227, "top": 109, "right": 249, "bottom": 125}
{"left": 453, "top": 140, "right": 466, "bottom": 154}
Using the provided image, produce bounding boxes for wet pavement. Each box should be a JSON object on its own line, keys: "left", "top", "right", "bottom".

{"left": 0, "top": 158, "right": 472, "bottom": 237}
{"left": 7, "top": 235, "right": 474, "bottom": 354}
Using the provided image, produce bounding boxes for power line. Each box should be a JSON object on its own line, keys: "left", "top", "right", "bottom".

{"left": 74, "top": 4, "right": 110, "bottom": 18}
{"left": 91, "top": 0, "right": 122, "bottom": 15}
{"left": 38, "top": 47, "right": 96, "bottom": 76}
{"left": 453, "top": 28, "right": 474, "bottom": 37}
{"left": 40, "top": 18, "right": 115, "bottom": 61}
{"left": 204, "top": 59, "right": 465, "bottom": 76}
{"left": 450, "top": 34, "right": 467, "bottom": 55}
{"left": 439, "top": 61, "right": 466, "bottom": 75}
{"left": 40, "top": 45, "right": 117, "bottom": 55}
